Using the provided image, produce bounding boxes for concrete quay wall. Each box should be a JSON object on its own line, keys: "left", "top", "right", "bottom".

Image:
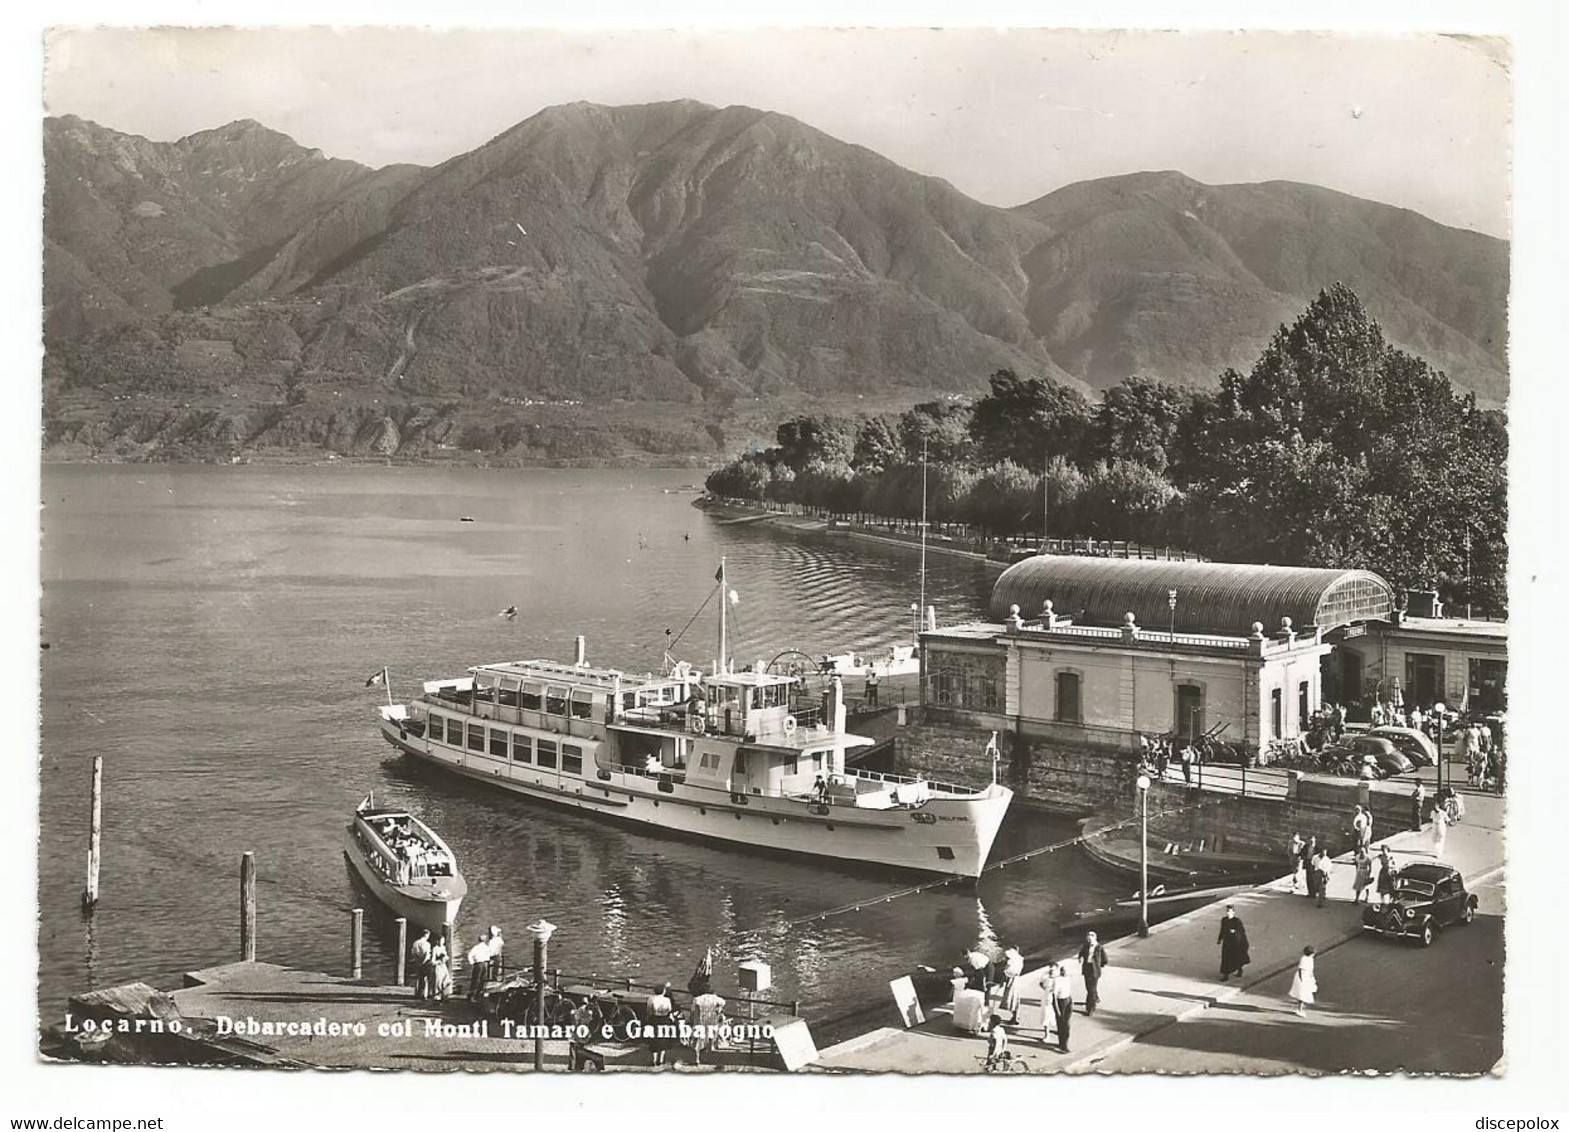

{"left": 891, "top": 714, "right": 1416, "bottom": 859}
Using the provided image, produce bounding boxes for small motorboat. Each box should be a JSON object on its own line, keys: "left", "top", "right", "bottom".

{"left": 1060, "top": 881, "right": 1259, "bottom": 936}
{"left": 342, "top": 795, "right": 467, "bottom": 933}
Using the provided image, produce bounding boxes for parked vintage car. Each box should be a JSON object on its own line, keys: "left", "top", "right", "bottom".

{"left": 1368, "top": 726, "right": 1439, "bottom": 768}
{"left": 1361, "top": 862, "right": 1479, "bottom": 946}
{"left": 1322, "top": 735, "right": 1414, "bottom": 779}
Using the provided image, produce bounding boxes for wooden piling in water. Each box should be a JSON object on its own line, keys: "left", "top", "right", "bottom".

{"left": 351, "top": 909, "right": 363, "bottom": 980}
{"left": 395, "top": 918, "right": 407, "bottom": 986}
{"left": 82, "top": 755, "right": 102, "bottom": 911}
{"left": 240, "top": 852, "right": 257, "bottom": 961}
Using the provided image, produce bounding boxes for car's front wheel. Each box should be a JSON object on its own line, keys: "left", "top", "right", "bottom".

{"left": 1419, "top": 922, "right": 1435, "bottom": 947}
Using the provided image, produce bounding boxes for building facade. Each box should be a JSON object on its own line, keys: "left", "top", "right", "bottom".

{"left": 920, "top": 555, "right": 1414, "bottom": 756}
{"left": 1333, "top": 614, "right": 1508, "bottom": 715}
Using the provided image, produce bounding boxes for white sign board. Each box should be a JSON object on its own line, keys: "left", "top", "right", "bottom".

{"left": 889, "top": 975, "right": 925, "bottom": 1028}
{"left": 771, "top": 1017, "right": 819, "bottom": 1072}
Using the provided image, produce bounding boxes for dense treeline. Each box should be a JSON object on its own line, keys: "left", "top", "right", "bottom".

{"left": 706, "top": 285, "right": 1507, "bottom": 613}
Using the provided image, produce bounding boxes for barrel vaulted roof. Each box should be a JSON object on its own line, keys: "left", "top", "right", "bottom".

{"left": 989, "top": 555, "right": 1394, "bottom": 638}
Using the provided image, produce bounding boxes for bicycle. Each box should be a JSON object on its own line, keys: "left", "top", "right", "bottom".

{"left": 976, "top": 1050, "right": 1032, "bottom": 1074}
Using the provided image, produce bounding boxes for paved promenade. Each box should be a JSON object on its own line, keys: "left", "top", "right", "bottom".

{"left": 816, "top": 794, "right": 1504, "bottom": 1075}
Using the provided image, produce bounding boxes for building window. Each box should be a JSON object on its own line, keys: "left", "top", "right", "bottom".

{"left": 924, "top": 649, "right": 1003, "bottom": 712}
{"left": 1404, "top": 653, "right": 1446, "bottom": 706}
{"left": 1055, "top": 671, "right": 1082, "bottom": 724}
{"left": 490, "top": 728, "right": 508, "bottom": 758}
{"left": 561, "top": 743, "right": 583, "bottom": 775}
{"left": 467, "top": 722, "right": 485, "bottom": 752}
{"left": 512, "top": 734, "right": 532, "bottom": 764}
{"left": 1271, "top": 688, "right": 1283, "bottom": 740}
{"left": 1298, "top": 681, "right": 1310, "bottom": 731}
{"left": 1175, "top": 684, "right": 1204, "bottom": 741}
{"left": 537, "top": 738, "right": 558, "bottom": 769}
{"left": 1469, "top": 658, "right": 1506, "bottom": 713}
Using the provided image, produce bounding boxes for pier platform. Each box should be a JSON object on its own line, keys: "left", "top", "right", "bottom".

{"left": 816, "top": 793, "right": 1504, "bottom": 1075}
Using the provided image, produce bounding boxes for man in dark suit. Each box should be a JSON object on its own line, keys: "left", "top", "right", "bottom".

{"left": 1077, "top": 932, "right": 1109, "bottom": 1015}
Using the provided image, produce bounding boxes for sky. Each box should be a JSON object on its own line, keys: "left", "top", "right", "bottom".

{"left": 43, "top": 26, "right": 1512, "bottom": 237}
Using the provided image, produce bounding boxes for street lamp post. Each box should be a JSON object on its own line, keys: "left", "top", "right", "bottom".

{"left": 1137, "top": 772, "right": 1151, "bottom": 938}
{"left": 1167, "top": 589, "right": 1178, "bottom": 644}
{"left": 910, "top": 602, "right": 920, "bottom": 648}
{"left": 528, "top": 919, "right": 556, "bottom": 1071}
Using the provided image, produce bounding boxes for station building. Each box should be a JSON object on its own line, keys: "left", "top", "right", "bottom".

{"left": 918, "top": 555, "right": 1507, "bottom": 755}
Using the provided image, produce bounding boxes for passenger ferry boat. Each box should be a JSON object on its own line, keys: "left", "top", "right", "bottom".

{"left": 343, "top": 796, "right": 468, "bottom": 932}
{"left": 377, "top": 564, "right": 1012, "bottom": 878}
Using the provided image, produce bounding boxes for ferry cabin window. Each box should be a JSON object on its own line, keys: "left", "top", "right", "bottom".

{"left": 489, "top": 727, "right": 508, "bottom": 758}
{"left": 428, "top": 714, "right": 445, "bottom": 744}
{"left": 467, "top": 722, "right": 485, "bottom": 752}
{"left": 785, "top": 755, "right": 799, "bottom": 775}
{"left": 520, "top": 684, "right": 543, "bottom": 711}
{"left": 562, "top": 743, "right": 584, "bottom": 775}
{"left": 498, "top": 681, "right": 520, "bottom": 708}
{"left": 513, "top": 734, "right": 533, "bottom": 764}
{"left": 545, "top": 687, "right": 569, "bottom": 716}
{"left": 446, "top": 717, "right": 465, "bottom": 746}
{"left": 537, "top": 739, "right": 558, "bottom": 769}
{"left": 570, "top": 691, "right": 594, "bottom": 720}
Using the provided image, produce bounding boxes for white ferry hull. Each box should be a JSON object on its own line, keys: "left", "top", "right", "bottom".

{"left": 380, "top": 720, "right": 1010, "bottom": 879}
{"left": 342, "top": 826, "right": 463, "bottom": 934}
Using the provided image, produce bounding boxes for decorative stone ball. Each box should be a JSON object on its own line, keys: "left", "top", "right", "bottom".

{"left": 1042, "top": 600, "right": 1054, "bottom": 614}
{"left": 1281, "top": 616, "right": 1294, "bottom": 631}
{"left": 1124, "top": 612, "right": 1137, "bottom": 625}
{"left": 1251, "top": 621, "right": 1265, "bottom": 636}
{"left": 1010, "top": 604, "right": 1021, "bottom": 617}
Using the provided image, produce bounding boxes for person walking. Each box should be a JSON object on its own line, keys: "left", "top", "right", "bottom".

{"left": 410, "top": 929, "right": 432, "bottom": 1000}
{"left": 1077, "top": 933, "right": 1109, "bottom": 1015}
{"left": 1352, "top": 805, "right": 1370, "bottom": 850}
{"left": 1050, "top": 963, "right": 1075, "bottom": 1053}
{"left": 646, "top": 982, "right": 674, "bottom": 1067}
{"left": 1300, "top": 836, "right": 1318, "bottom": 900}
{"left": 1038, "top": 966, "right": 1057, "bottom": 1047}
{"left": 1287, "top": 832, "right": 1305, "bottom": 893}
{"left": 428, "top": 939, "right": 453, "bottom": 1002}
{"left": 1312, "top": 848, "right": 1334, "bottom": 907}
{"left": 1411, "top": 782, "right": 1427, "bottom": 831}
{"left": 486, "top": 925, "right": 505, "bottom": 981}
{"left": 864, "top": 668, "right": 880, "bottom": 708}
{"left": 998, "top": 946, "right": 1025, "bottom": 1025}
{"left": 1353, "top": 845, "right": 1374, "bottom": 904}
{"left": 1432, "top": 804, "right": 1450, "bottom": 859}
{"left": 1288, "top": 947, "right": 1318, "bottom": 1017}
{"left": 1179, "top": 744, "right": 1194, "bottom": 786}
{"left": 1377, "top": 845, "right": 1399, "bottom": 904}
{"left": 1216, "top": 904, "right": 1250, "bottom": 982}
{"left": 465, "top": 934, "right": 491, "bottom": 1001}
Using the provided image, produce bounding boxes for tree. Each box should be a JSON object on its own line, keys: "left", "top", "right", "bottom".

{"left": 898, "top": 401, "right": 973, "bottom": 465}
{"left": 1191, "top": 284, "right": 1507, "bottom": 609}
{"left": 775, "top": 415, "right": 856, "bottom": 472}
{"left": 1090, "top": 377, "right": 1194, "bottom": 472}
{"left": 965, "top": 461, "right": 1042, "bottom": 537}
{"left": 967, "top": 368, "right": 1091, "bottom": 469}
{"left": 852, "top": 415, "right": 902, "bottom": 472}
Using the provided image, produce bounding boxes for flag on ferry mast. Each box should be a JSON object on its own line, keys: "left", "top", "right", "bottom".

{"left": 365, "top": 668, "right": 386, "bottom": 687}
{"left": 688, "top": 947, "right": 714, "bottom": 997}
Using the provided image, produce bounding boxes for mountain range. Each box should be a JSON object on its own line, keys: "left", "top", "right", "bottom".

{"left": 42, "top": 101, "right": 1509, "bottom": 462}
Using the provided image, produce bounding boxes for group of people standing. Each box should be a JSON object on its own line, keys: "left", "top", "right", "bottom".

{"left": 408, "top": 924, "right": 504, "bottom": 1004}
{"left": 968, "top": 932, "right": 1109, "bottom": 1059}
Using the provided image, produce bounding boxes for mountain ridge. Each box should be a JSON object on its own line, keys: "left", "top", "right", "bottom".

{"left": 41, "top": 104, "right": 1509, "bottom": 463}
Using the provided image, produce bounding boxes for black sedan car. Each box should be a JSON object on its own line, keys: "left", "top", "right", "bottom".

{"left": 1361, "top": 862, "right": 1479, "bottom": 946}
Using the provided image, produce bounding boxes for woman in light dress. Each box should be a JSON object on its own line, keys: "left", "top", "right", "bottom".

{"left": 427, "top": 939, "right": 454, "bottom": 1002}
{"left": 1432, "top": 804, "right": 1451, "bottom": 858}
{"left": 1288, "top": 946, "right": 1317, "bottom": 1017}
{"left": 998, "top": 946, "right": 1025, "bottom": 1025}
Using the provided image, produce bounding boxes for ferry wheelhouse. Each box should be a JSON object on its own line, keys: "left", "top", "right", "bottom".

{"left": 378, "top": 567, "right": 1011, "bottom": 877}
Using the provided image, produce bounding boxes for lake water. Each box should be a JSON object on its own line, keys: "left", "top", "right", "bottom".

{"left": 37, "top": 464, "right": 1123, "bottom": 1027}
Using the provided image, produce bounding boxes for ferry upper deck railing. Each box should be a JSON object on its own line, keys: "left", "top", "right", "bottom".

{"left": 485, "top": 965, "right": 801, "bottom": 1016}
